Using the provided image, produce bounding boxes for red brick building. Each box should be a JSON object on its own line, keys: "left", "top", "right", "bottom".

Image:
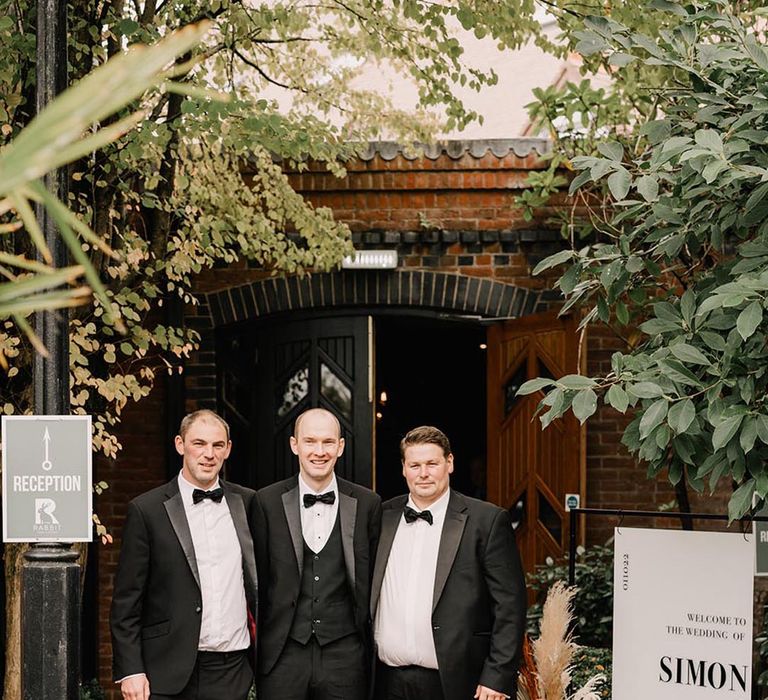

{"left": 93, "top": 138, "right": 732, "bottom": 694}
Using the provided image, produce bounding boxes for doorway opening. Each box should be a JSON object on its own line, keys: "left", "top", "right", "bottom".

{"left": 373, "top": 315, "right": 487, "bottom": 501}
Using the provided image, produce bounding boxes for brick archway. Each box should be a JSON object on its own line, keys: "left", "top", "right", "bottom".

{"left": 185, "top": 271, "right": 556, "bottom": 407}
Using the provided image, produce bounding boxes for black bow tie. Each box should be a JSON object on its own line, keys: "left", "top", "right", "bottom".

{"left": 303, "top": 491, "right": 336, "bottom": 508}
{"left": 192, "top": 487, "right": 224, "bottom": 504}
{"left": 404, "top": 505, "right": 433, "bottom": 525}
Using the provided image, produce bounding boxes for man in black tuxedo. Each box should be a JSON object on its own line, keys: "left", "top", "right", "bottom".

{"left": 110, "top": 409, "right": 258, "bottom": 700}
{"left": 254, "top": 407, "right": 381, "bottom": 700}
{"left": 372, "top": 426, "right": 526, "bottom": 700}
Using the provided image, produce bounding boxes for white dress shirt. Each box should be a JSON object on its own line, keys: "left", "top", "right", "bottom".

{"left": 299, "top": 473, "right": 340, "bottom": 553}
{"left": 178, "top": 472, "right": 250, "bottom": 651}
{"left": 374, "top": 489, "right": 450, "bottom": 669}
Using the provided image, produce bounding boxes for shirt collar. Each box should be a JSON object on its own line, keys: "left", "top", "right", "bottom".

{"left": 178, "top": 470, "right": 221, "bottom": 506}
{"left": 298, "top": 472, "right": 338, "bottom": 497}
{"left": 407, "top": 487, "right": 450, "bottom": 517}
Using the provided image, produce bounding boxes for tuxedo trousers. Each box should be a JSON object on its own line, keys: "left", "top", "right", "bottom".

{"left": 374, "top": 662, "right": 444, "bottom": 700}
{"left": 150, "top": 649, "right": 252, "bottom": 700}
{"left": 258, "top": 633, "right": 367, "bottom": 700}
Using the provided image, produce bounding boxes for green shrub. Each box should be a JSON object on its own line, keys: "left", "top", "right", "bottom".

{"left": 79, "top": 680, "right": 105, "bottom": 700}
{"left": 527, "top": 543, "right": 614, "bottom": 648}
{"left": 570, "top": 646, "right": 612, "bottom": 699}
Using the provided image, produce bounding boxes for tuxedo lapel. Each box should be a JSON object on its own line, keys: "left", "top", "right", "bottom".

{"left": 433, "top": 490, "right": 467, "bottom": 612}
{"left": 163, "top": 482, "right": 201, "bottom": 590}
{"left": 370, "top": 501, "right": 405, "bottom": 618}
{"left": 223, "top": 484, "right": 258, "bottom": 608}
{"left": 281, "top": 483, "right": 304, "bottom": 577}
{"left": 338, "top": 488, "right": 357, "bottom": 593}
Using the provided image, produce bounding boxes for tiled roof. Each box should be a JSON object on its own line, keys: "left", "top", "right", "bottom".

{"left": 358, "top": 138, "right": 551, "bottom": 161}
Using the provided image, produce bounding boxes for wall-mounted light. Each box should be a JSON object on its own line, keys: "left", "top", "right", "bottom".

{"left": 479, "top": 343, "right": 487, "bottom": 350}
{"left": 376, "top": 411, "right": 383, "bottom": 420}
{"left": 379, "top": 391, "right": 388, "bottom": 405}
{"left": 341, "top": 250, "right": 398, "bottom": 269}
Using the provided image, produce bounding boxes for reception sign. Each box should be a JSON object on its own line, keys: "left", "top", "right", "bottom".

{"left": 612, "top": 528, "right": 753, "bottom": 699}
{"left": 2, "top": 415, "right": 92, "bottom": 542}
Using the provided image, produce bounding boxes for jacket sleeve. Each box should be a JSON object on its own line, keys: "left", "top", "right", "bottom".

{"left": 110, "top": 500, "right": 151, "bottom": 681}
{"left": 477, "top": 508, "right": 527, "bottom": 695}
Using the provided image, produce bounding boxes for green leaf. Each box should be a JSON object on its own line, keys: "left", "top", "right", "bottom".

{"left": 606, "top": 384, "right": 629, "bottom": 413}
{"left": 517, "top": 378, "right": 555, "bottom": 396}
{"left": 669, "top": 399, "right": 695, "bottom": 434}
{"left": 558, "top": 374, "right": 597, "bottom": 389}
{"left": 640, "top": 399, "right": 668, "bottom": 439}
{"left": 628, "top": 382, "right": 664, "bottom": 399}
{"left": 745, "top": 34, "right": 768, "bottom": 72}
{"left": 635, "top": 175, "right": 659, "bottom": 202}
{"left": 532, "top": 249, "right": 574, "bottom": 276}
{"left": 694, "top": 129, "right": 723, "bottom": 152}
{"left": 756, "top": 416, "right": 768, "bottom": 445}
{"left": 607, "top": 169, "right": 631, "bottom": 200}
{"left": 572, "top": 388, "right": 598, "bottom": 424}
{"left": 597, "top": 141, "right": 624, "bottom": 162}
{"left": 670, "top": 343, "right": 710, "bottom": 365}
{"left": 728, "top": 479, "right": 756, "bottom": 522}
{"left": 712, "top": 415, "right": 743, "bottom": 450}
{"left": 736, "top": 300, "right": 763, "bottom": 340}
{"left": 740, "top": 416, "right": 758, "bottom": 454}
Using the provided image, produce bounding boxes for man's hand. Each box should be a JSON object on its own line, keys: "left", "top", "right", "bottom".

{"left": 474, "top": 685, "right": 509, "bottom": 700}
{"left": 120, "top": 674, "right": 150, "bottom": 700}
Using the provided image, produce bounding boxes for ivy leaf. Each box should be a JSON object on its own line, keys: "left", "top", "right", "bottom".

{"left": 572, "top": 388, "right": 598, "bottom": 424}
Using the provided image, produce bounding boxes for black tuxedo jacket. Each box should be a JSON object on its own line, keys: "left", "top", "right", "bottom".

{"left": 254, "top": 475, "right": 382, "bottom": 674}
{"left": 371, "top": 490, "right": 526, "bottom": 700}
{"left": 110, "top": 478, "right": 259, "bottom": 695}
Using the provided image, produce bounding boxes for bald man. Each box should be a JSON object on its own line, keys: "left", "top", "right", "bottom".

{"left": 254, "top": 408, "right": 382, "bottom": 700}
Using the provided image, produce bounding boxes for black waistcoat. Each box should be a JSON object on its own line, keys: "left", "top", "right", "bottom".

{"left": 289, "top": 513, "right": 356, "bottom": 646}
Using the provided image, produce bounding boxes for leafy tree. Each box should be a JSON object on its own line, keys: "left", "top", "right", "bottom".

{"left": 0, "top": 0, "right": 546, "bottom": 449}
{"left": 519, "top": 0, "right": 768, "bottom": 521}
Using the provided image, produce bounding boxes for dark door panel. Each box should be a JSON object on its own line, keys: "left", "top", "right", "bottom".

{"left": 218, "top": 315, "right": 373, "bottom": 489}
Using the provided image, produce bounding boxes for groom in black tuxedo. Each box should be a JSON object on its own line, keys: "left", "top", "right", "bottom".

{"left": 372, "top": 426, "right": 526, "bottom": 700}
{"left": 110, "top": 410, "right": 258, "bottom": 700}
{"left": 254, "top": 407, "right": 381, "bottom": 700}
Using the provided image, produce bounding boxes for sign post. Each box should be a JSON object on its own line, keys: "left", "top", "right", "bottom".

{"left": 3, "top": 416, "right": 91, "bottom": 699}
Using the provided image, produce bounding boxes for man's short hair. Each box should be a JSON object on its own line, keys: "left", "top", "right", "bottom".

{"left": 179, "top": 409, "right": 230, "bottom": 441}
{"left": 399, "top": 426, "right": 452, "bottom": 460}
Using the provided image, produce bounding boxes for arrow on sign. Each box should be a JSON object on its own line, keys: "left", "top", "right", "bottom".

{"left": 42, "top": 428, "right": 52, "bottom": 472}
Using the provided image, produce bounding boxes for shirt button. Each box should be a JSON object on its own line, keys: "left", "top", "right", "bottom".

{"left": 314, "top": 555, "right": 319, "bottom": 560}
{"left": 195, "top": 606, "right": 202, "bottom": 613}
{"left": 314, "top": 598, "right": 319, "bottom": 603}
{"left": 314, "top": 576, "right": 320, "bottom": 581}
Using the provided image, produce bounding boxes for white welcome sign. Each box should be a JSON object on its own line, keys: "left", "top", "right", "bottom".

{"left": 612, "top": 528, "right": 753, "bottom": 699}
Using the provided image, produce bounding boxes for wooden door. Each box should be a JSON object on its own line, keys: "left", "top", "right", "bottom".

{"left": 486, "top": 311, "right": 583, "bottom": 572}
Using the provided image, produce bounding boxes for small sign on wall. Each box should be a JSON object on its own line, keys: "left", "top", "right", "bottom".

{"left": 612, "top": 528, "right": 753, "bottom": 699}
{"left": 2, "top": 416, "right": 92, "bottom": 542}
{"left": 564, "top": 493, "right": 580, "bottom": 512}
